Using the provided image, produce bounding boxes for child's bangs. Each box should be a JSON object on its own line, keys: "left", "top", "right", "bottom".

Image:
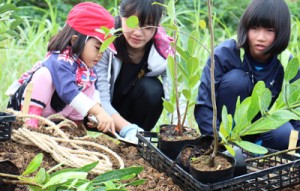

{"left": 248, "top": 7, "right": 276, "bottom": 29}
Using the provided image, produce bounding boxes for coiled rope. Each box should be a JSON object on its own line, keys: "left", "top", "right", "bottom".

{"left": 6, "top": 109, "right": 124, "bottom": 174}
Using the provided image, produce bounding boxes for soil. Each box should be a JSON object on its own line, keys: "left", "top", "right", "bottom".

{"left": 0, "top": 119, "right": 182, "bottom": 191}
{"left": 159, "top": 124, "right": 199, "bottom": 141}
{"left": 0, "top": 117, "right": 300, "bottom": 191}
{"left": 158, "top": 124, "right": 201, "bottom": 160}
{"left": 190, "top": 154, "right": 232, "bottom": 172}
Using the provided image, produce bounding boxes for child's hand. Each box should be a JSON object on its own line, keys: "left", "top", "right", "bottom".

{"left": 95, "top": 109, "right": 115, "bottom": 134}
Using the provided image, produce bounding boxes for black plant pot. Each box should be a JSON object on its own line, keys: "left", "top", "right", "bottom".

{"left": 0, "top": 160, "right": 20, "bottom": 191}
{"left": 0, "top": 112, "right": 16, "bottom": 141}
{"left": 158, "top": 137, "right": 200, "bottom": 160}
{"left": 158, "top": 124, "right": 200, "bottom": 160}
{"left": 175, "top": 144, "right": 195, "bottom": 172}
{"left": 175, "top": 135, "right": 214, "bottom": 172}
{"left": 223, "top": 146, "right": 247, "bottom": 177}
{"left": 189, "top": 152, "right": 236, "bottom": 184}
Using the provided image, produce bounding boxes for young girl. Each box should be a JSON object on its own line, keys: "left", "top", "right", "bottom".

{"left": 194, "top": 0, "right": 300, "bottom": 150}
{"left": 94, "top": 0, "right": 173, "bottom": 139}
{"left": 6, "top": 2, "right": 116, "bottom": 134}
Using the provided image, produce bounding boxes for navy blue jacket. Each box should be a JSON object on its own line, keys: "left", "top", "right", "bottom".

{"left": 194, "top": 39, "right": 299, "bottom": 135}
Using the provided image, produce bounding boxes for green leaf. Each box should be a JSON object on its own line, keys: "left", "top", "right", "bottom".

{"left": 286, "top": 79, "right": 300, "bottom": 105}
{"left": 163, "top": 100, "right": 175, "bottom": 113}
{"left": 100, "top": 26, "right": 110, "bottom": 35}
{"left": 182, "top": 89, "right": 191, "bottom": 100}
{"left": 234, "top": 140, "right": 268, "bottom": 154}
{"left": 233, "top": 97, "right": 251, "bottom": 134}
{"left": 248, "top": 81, "right": 265, "bottom": 120}
{"left": 22, "top": 153, "right": 43, "bottom": 176}
{"left": 28, "top": 185, "right": 42, "bottom": 191}
{"left": 199, "top": 19, "right": 206, "bottom": 29}
{"left": 167, "top": 55, "right": 175, "bottom": 85}
{"left": 166, "top": 0, "right": 176, "bottom": 21}
{"left": 175, "top": 44, "right": 188, "bottom": 62}
{"left": 92, "top": 166, "right": 143, "bottom": 184}
{"left": 100, "top": 36, "right": 117, "bottom": 53}
{"left": 34, "top": 168, "right": 47, "bottom": 184}
{"left": 259, "top": 88, "right": 272, "bottom": 114}
{"left": 5, "top": 30, "right": 18, "bottom": 36}
{"left": 68, "top": 178, "right": 79, "bottom": 189}
{"left": 42, "top": 172, "right": 88, "bottom": 189}
{"left": 104, "top": 181, "right": 117, "bottom": 189}
{"left": 78, "top": 182, "right": 92, "bottom": 191}
{"left": 0, "top": 36, "right": 8, "bottom": 42}
{"left": 187, "top": 31, "right": 200, "bottom": 56}
{"left": 126, "top": 16, "right": 139, "bottom": 28}
{"left": 126, "top": 179, "right": 146, "bottom": 186}
{"left": 220, "top": 106, "right": 231, "bottom": 137}
{"left": 120, "top": 173, "right": 136, "bottom": 181}
{"left": 50, "top": 161, "right": 98, "bottom": 178}
{"left": 0, "top": 4, "right": 17, "bottom": 14}
{"left": 9, "top": 19, "right": 23, "bottom": 30}
{"left": 284, "top": 57, "right": 299, "bottom": 81}
{"left": 224, "top": 144, "right": 235, "bottom": 156}
{"left": 240, "top": 110, "right": 299, "bottom": 136}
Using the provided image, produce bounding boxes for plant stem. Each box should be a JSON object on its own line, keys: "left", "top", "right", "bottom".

{"left": 245, "top": 146, "right": 300, "bottom": 162}
{"left": 207, "top": 0, "right": 218, "bottom": 167}
{"left": 172, "top": 20, "right": 182, "bottom": 134}
{"left": 0, "top": 172, "right": 19, "bottom": 179}
{"left": 0, "top": 172, "right": 42, "bottom": 187}
{"left": 1, "top": 179, "right": 42, "bottom": 187}
{"left": 181, "top": 100, "right": 189, "bottom": 127}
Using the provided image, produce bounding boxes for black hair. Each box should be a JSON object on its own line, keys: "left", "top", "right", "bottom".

{"left": 237, "top": 0, "right": 291, "bottom": 55}
{"left": 47, "top": 25, "right": 87, "bottom": 57}
{"left": 114, "top": 0, "right": 164, "bottom": 63}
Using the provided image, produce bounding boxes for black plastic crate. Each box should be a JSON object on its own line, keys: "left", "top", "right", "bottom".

{"left": 0, "top": 112, "right": 16, "bottom": 141}
{"left": 137, "top": 131, "right": 300, "bottom": 191}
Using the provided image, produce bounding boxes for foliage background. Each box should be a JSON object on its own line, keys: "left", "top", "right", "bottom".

{"left": 1, "top": 0, "right": 299, "bottom": 130}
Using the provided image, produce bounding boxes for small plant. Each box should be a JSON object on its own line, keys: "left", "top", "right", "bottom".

{"left": 0, "top": 153, "right": 145, "bottom": 191}
{"left": 220, "top": 57, "right": 300, "bottom": 156}
{"left": 0, "top": 3, "right": 23, "bottom": 44}
{"left": 155, "top": 0, "right": 205, "bottom": 135}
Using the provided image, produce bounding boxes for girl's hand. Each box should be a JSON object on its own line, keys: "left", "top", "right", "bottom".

{"left": 95, "top": 108, "right": 115, "bottom": 134}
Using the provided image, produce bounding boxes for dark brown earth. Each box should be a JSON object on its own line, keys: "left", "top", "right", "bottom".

{"left": 0, "top": 115, "right": 300, "bottom": 191}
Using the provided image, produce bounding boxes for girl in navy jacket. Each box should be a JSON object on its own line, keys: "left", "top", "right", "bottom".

{"left": 194, "top": 0, "right": 300, "bottom": 150}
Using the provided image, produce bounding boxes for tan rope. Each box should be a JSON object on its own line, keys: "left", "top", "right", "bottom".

{"left": 6, "top": 109, "right": 124, "bottom": 174}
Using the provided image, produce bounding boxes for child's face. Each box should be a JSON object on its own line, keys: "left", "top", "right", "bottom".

{"left": 121, "top": 16, "right": 156, "bottom": 50}
{"left": 247, "top": 26, "right": 275, "bottom": 62}
{"left": 81, "top": 37, "right": 103, "bottom": 68}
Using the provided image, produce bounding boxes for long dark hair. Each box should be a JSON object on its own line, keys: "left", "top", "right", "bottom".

{"left": 237, "top": 0, "right": 291, "bottom": 56}
{"left": 114, "top": 0, "right": 164, "bottom": 63}
{"left": 47, "top": 24, "right": 87, "bottom": 57}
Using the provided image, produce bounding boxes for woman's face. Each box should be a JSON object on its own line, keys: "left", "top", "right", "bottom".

{"left": 81, "top": 37, "right": 103, "bottom": 68}
{"left": 247, "top": 26, "right": 276, "bottom": 62}
{"left": 121, "top": 16, "right": 156, "bottom": 50}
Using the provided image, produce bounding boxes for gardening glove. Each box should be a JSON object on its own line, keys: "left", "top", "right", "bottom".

{"left": 119, "top": 124, "right": 144, "bottom": 144}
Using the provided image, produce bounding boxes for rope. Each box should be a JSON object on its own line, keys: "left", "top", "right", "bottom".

{"left": 6, "top": 109, "right": 124, "bottom": 174}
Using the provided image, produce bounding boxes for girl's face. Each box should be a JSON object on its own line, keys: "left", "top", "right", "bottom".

{"left": 121, "top": 16, "right": 156, "bottom": 50}
{"left": 81, "top": 37, "right": 103, "bottom": 68}
{"left": 247, "top": 26, "right": 276, "bottom": 62}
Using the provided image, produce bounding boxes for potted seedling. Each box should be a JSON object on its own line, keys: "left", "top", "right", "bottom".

{"left": 187, "top": 0, "right": 300, "bottom": 183}
{"left": 189, "top": 56, "right": 300, "bottom": 183}
{"left": 185, "top": 0, "right": 236, "bottom": 183}
{"left": 154, "top": 0, "right": 204, "bottom": 160}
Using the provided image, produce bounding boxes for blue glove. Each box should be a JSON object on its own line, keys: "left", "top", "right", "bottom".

{"left": 119, "top": 124, "right": 144, "bottom": 144}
